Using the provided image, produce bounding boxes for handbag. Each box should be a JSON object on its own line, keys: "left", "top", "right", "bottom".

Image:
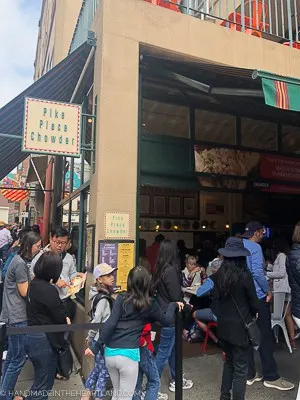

{"left": 56, "top": 341, "right": 73, "bottom": 379}
{"left": 230, "top": 294, "right": 261, "bottom": 349}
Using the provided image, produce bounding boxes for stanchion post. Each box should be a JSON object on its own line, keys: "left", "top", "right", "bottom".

{"left": 175, "top": 309, "right": 183, "bottom": 400}
{"left": 0, "top": 323, "right": 6, "bottom": 378}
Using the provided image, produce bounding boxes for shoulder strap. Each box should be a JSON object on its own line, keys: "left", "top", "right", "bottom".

{"left": 92, "top": 294, "right": 113, "bottom": 315}
{"left": 230, "top": 294, "right": 247, "bottom": 328}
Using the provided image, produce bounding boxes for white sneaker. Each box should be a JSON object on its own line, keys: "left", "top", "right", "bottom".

{"left": 246, "top": 373, "right": 263, "bottom": 386}
{"left": 2, "top": 351, "right": 7, "bottom": 361}
{"left": 157, "top": 392, "right": 168, "bottom": 400}
{"left": 169, "top": 376, "right": 194, "bottom": 392}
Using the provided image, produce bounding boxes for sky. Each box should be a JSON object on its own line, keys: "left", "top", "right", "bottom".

{"left": 0, "top": 0, "right": 42, "bottom": 108}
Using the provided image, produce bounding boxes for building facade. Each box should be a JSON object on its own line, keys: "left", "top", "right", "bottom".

{"left": 26, "top": 0, "right": 300, "bottom": 376}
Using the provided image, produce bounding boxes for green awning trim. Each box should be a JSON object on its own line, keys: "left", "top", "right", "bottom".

{"left": 253, "top": 70, "right": 300, "bottom": 112}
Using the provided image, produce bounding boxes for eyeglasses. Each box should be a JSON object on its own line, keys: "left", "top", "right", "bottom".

{"left": 52, "top": 239, "right": 68, "bottom": 247}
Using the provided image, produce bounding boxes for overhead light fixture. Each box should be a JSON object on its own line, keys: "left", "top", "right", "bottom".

{"left": 225, "top": 223, "right": 230, "bottom": 229}
{"left": 174, "top": 225, "right": 179, "bottom": 230}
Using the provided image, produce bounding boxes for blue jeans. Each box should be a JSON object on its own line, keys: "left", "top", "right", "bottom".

{"left": 133, "top": 348, "right": 160, "bottom": 400}
{"left": 0, "top": 321, "right": 27, "bottom": 400}
{"left": 85, "top": 342, "right": 109, "bottom": 398}
{"left": 25, "top": 333, "right": 58, "bottom": 400}
{"left": 155, "top": 326, "right": 175, "bottom": 380}
{"left": 194, "top": 308, "right": 217, "bottom": 322}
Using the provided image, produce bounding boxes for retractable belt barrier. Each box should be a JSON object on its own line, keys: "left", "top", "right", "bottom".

{"left": 0, "top": 311, "right": 184, "bottom": 400}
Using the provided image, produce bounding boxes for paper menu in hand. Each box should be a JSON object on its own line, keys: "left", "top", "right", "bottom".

{"left": 66, "top": 273, "right": 87, "bottom": 297}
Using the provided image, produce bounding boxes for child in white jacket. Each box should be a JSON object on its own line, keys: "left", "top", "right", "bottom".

{"left": 82, "top": 263, "right": 116, "bottom": 400}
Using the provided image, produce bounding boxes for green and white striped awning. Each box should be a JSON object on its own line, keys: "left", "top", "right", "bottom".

{"left": 253, "top": 70, "right": 300, "bottom": 112}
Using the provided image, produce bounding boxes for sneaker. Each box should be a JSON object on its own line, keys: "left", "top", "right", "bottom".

{"left": 247, "top": 373, "right": 263, "bottom": 386}
{"left": 294, "top": 331, "right": 300, "bottom": 340}
{"left": 169, "top": 376, "right": 194, "bottom": 392}
{"left": 157, "top": 393, "right": 168, "bottom": 400}
{"left": 263, "top": 378, "right": 295, "bottom": 391}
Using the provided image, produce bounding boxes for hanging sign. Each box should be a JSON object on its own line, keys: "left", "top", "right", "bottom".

{"left": 23, "top": 97, "right": 82, "bottom": 157}
{"left": 104, "top": 212, "right": 130, "bottom": 239}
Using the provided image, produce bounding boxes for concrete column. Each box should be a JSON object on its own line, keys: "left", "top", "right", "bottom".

{"left": 90, "top": 27, "right": 140, "bottom": 261}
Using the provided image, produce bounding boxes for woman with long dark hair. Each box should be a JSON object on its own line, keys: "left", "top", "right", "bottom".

{"left": 86, "top": 266, "right": 184, "bottom": 400}
{"left": 24, "top": 252, "right": 69, "bottom": 400}
{"left": 196, "top": 237, "right": 258, "bottom": 400}
{"left": 152, "top": 239, "right": 193, "bottom": 393}
{"left": 0, "top": 232, "right": 41, "bottom": 400}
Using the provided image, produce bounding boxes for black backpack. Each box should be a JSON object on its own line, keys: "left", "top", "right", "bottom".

{"left": 89, "top": 293, "right": 114, "bottom": 320}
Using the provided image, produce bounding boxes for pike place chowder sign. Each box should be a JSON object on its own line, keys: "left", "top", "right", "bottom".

{"left": 23, "top": 97, "right": 82, "bottom": 157}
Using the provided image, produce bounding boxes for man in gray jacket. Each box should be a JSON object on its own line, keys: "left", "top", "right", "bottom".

{"left": 31, "top": 227, "right": 84, "bottom": 320}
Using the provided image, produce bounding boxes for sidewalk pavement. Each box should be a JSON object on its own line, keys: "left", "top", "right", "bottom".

{"left": 160, "top": 343, "right": 299, "bottom": 400}
{"left": 15, "top": 362, "right": 83, "bottom": 399}
{"left": 15, "top": 342, "right": 299, "bottom": 399}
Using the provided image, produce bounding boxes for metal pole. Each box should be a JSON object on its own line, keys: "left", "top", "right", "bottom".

{"left": 30, "top": 157, "right": 45, "bottom": 192}
{"left": 287, "top": 0, "right": 293, "bottom": 45}
{"left": 175, "top": 310, "right": 183, "bottom": 400}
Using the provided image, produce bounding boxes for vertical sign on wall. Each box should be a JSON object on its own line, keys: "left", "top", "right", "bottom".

{"left": 98, "top": 240, "right": 134, "bottom": 291}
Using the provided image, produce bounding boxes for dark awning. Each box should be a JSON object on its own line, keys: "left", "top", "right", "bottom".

{"left": 26, "top": 156, "right": 49, "bottom": 184}
{"left": 0, "top": 42, "right": 93, "bottom": 180}
{"left": 141, "top": 52, "right": 300, "bottom": 117}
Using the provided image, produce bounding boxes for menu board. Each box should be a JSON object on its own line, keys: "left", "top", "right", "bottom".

{"left": 98, "top": 240, "right": 135, "bottom": 291}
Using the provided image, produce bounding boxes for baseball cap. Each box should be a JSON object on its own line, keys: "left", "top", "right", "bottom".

{"left": 93, "top": 263, "right": 117, "bottom": 280}
{"left": 242, "top": 221, "right": 264, "bottom": 239}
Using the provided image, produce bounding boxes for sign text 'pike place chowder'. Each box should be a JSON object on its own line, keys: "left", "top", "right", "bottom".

{"left": 23, "top": 97, "right": 82, "bottom": 157}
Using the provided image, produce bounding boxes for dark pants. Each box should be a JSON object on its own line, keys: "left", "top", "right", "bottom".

{"left": 62, "top": 298, "right": 76, "bottom": 322}
{"left": 133, "top": 348, "right": 160, "bottom": 400}
{"left": 0, "top": 321, "right": 27, "bottom": 400}
{"left": 25, "top": 333, "right": 57, "bottom": 400}
{"left": 248, "top": 298, "right": 279, "bottom": 382}
{"left": 220, "top": 341, "right": 249, "bottom": 400}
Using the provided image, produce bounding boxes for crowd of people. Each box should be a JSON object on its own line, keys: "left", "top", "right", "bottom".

{"left": 0, "top": 220, "right": 299, "bottom": 400}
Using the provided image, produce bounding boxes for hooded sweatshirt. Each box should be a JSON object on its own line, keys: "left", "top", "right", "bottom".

{"left": 88, "top": 285, "right": 112, "bottom": 342}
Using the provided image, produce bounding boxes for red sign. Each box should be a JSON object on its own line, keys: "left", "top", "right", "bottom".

{"left": 260, "top": 154, "right": 300, "bottom": 183}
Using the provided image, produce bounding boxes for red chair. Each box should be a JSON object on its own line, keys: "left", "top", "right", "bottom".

{"left": 283, "top": 42, "right": 300, "bottom": 50}
{"left": 221, "top": 0, "right": 269, "bottom": 37}
{"left": 198, "top": 321, "right": 226, "bottom": 360}
{"left": 201, "top": 321, "right": 217, "bottom": 352}
{"left": 143, "top": 0, "right": 180, "bottom": 12}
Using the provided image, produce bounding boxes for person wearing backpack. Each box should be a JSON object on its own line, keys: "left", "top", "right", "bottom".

{"left": 81, "top": 263, "right": 116, "bottom": 400}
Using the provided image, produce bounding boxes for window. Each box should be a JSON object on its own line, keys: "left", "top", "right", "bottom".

{"left": 241, "top": 118, "right": 277, "bottom": 151}
{"left": 195, "top": 109, "right": 236, "bottom": 144}
{"left": 282, "top": 125, "right": 300, "bottom": 154}
{"left": 142, "top": 100, "right": 189, "bottom": 138}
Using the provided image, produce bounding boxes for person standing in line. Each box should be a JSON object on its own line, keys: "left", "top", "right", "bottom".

{"left": 266, "top": 237, "right": 294, "bottom": 348}
{"left": 287, "top": 222, "right": 300, "bottom": 342}
{"left": 242, "top": 222, "right": 294, "bottom": 391}
{"left": 0, "top": 224, "right": 13, "bottom": 262}
{"left": 152, "top": 240, "right": 193, "bottom": 393}
{"left": 196, "top": 237, "right": 259, "bottom": 400}
{"left": 146, "top": 235, "right": 165, "bottom": 274}
{"left": 31, "top": 227, "right": 85, "bottom": 321}
{"left": 82, "top": 264, "right": 116, "bottom": 400}
{"left": 0, "top": 232, "right": 42, "bottom": 400}
{"left": 24, "top": 252, "right": 70, "bottom": 400}
{"left": 86, "top": 266, "right": 184, "bottom": 400}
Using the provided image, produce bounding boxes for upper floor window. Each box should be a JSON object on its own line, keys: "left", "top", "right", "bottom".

{"left": 142, "top": 99, "right": 189, "bottom": 139}
{"left": 195, "top": 109, "right": 236, "bottom": 144}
